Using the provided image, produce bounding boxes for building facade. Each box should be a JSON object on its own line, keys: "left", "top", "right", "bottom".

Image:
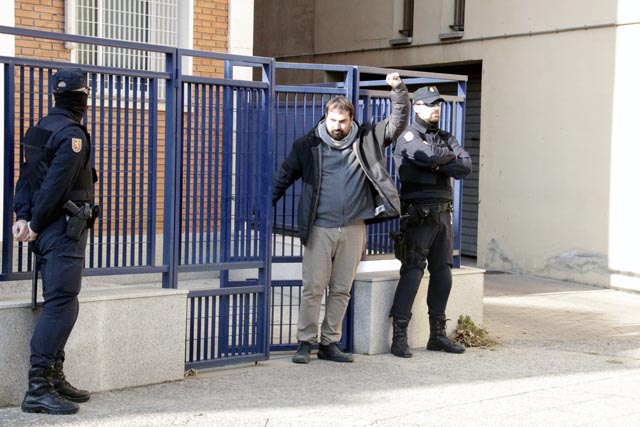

{"left": 254, "top": 0, "right": 640, "bottom": 290}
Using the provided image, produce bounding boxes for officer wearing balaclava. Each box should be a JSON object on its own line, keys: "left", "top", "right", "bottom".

{"left": 13, "top": 68, "right": 97, "bottom": 415}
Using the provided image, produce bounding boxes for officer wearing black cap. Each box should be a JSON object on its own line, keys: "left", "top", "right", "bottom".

{"left": 388, "top": 85, "right": 472, "bottom": 358}
{"left": 12, "top": 68, "right": 97, "bottom": 414}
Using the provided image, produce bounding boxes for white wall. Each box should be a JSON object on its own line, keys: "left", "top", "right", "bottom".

{"left": 0, "top": 0, "right": 16, "bottom": 243}
{"left": 228, "top": 0, "right": 254, "bottom": 80}
{"left": 608, "top": 0, "right": 640, "bottom": 290}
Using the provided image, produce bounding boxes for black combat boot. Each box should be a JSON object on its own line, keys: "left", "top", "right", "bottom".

{"left": 21, "top": 367, "right": 79, "bottom": 415}
{"left": 317, "top": 343, "right": 354, "bottom": 362}
{"left": 51, "top": 360, "right": 91, "bottom": 403}
{"left": 390, "top": 319, "right": 413, "bottom": 358}
{"left": 292, "top": 341, "right": 312, "bottom": 364}
{"left": 426, "top": 318, "right": 465, "bottom": 354}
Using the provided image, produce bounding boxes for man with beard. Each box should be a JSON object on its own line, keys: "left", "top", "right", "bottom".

{"left": 389, "top": 85, "right": 472, "bottom": 358}
{"left": 13, "top": 68, "right": 97, "bottom": 414}
{"left": 273, "top": 73, "right": 409, "bottom": 364}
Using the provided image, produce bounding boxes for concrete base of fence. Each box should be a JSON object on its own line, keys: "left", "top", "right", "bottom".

{"left": 352, "top": 260, "right": 484, "bottom": 355}
{"left": 0, "top": 285, "right": 188, "bottom": 407}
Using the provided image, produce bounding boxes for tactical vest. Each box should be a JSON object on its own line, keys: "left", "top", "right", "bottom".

{"left": 391, "top": 123, "right": 455, "bottom": 201}
{"left": 22, "top": 115, "right": 96, "bottom": 203}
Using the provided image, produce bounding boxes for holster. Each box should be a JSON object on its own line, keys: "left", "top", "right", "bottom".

{"left": 64, "top": 200, "right": 94, "bottom": 240}
{"left": 390, "top": 230, "right": 406, "bottom": 262}
{"left": 390, "top": 215, "right": 410, "bottom": 262}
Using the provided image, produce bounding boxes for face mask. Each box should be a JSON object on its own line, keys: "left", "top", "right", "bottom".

{"left": 53, "top": 91, "right": 89, "bottom": 121}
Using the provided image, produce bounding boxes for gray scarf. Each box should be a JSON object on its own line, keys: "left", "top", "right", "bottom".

{"left": 317, "top": 120, "right": 359, "bottom": 150}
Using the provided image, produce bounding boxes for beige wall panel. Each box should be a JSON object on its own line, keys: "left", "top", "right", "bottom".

{"left": 314, "top": 0, "right": 396, "bottom": 53}
{"left": 476, "top": 30, "right": 616, "bottom": 285}
{"left": 253, "top": 0, "right": 315, "bottom": 57}
{"left": 464, "top": 0, "right": 617, "bottom": 38}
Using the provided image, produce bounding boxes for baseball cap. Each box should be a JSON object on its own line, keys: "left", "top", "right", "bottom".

{"left": 413, "top": 86, "right": 444, "bottom": 106}
{"left": 51, "top": 68, "right": 88, "bottom": 93}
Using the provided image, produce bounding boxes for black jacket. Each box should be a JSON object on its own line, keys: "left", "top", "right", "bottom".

{"left": 14, "top": 108, "right": 93, "bottom": 233}
{"left": 393, "top": 118, "right": 472, "bottom": 201}
{"left": 273, "top": 85, "right": 409, "bottom": 245}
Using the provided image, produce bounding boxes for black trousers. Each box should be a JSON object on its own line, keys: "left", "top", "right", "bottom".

{"left": 30, "top": 216, "right": 87, "bottom": 368}
{"left": 390, "top": 205, "right": 454, "bottom": 322}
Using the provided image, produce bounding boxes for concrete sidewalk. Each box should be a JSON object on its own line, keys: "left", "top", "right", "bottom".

{"left": 2, "top": 272, "right": 640, "bottom": 427}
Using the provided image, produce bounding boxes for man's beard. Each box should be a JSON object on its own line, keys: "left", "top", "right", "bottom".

{"left": 330, "top": 129, "right": 345, "bottom": 139}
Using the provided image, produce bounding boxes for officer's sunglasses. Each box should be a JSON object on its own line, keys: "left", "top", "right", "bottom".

{"left": 415, "top": 101, "right": 441, "bottom": 108}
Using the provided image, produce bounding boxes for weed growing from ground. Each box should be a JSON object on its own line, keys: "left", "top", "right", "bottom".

{"left": 453, "top": 315, "right": 499, "bottom": 348}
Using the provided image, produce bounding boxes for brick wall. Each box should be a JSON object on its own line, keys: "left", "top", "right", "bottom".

{"left": 16, "top": 0, "right": 68, "bottom": 60}
{"left": 193, "top": 0, "right": 228, "bottom": 77}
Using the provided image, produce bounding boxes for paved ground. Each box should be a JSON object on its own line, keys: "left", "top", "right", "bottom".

{"left": 2, "top": 272, "right": 640, "bottom": 426}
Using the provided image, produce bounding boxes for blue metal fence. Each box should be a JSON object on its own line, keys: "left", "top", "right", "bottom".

{"left": 0, "top": 26, "right": 467, "bottom": 368}
{"left": 2, "top": 59, "right": 167, "bottom": 278}
{"left": 0, "top": 27, "right": 275, "bottom": 369}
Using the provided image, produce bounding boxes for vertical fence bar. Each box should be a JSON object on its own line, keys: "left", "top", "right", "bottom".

{"left": 130, "top": 75, "right": 139, "bottom": 266}
{"left": 122, "top": 75, "right": 130, "bottom": 265}
{"left": 106, "top": 74, "right": 114, "bottom": 267}
{"left": 184, "top": 82, "right": 192, "bottom": 265}
{"left": 219, "top": 62, "right": 234, "bottom": 286}
{"left": 1, "top": 63, "right": 15, "bottom": 278}
{"left": 203, "top": 294, "right": 210, "bottom": 361}
{"left": 213, "top": 84, "right": 222, "bottom": 264}
{"left": 205, "top": 84, "right": 213, "bottom": 264}
{"left": 260, "top": 59, "right": 276, "bottom": 356}
{"left": 452, "top": 80, "right": 467, "bottom": 268}
{"left": 198, "top": 83, "right": 206, "bottom": 264}
{"left": 162, "top": 49, "right": 181, "bottom": 288}
{"left": 97, "top": 72, "right": 105, "bottom": 268}
{"left": 114, "top": 75, "right": 122, "bottom": 266}
{"left": 190, "top": 82, "right": 199, "bottom": 265}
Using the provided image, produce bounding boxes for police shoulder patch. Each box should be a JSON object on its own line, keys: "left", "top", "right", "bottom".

{"left": 71, "top": 138, "right": 82, "bottom": 153}
{"left": 404, "top": 131, "right": 414, "bottom": 142}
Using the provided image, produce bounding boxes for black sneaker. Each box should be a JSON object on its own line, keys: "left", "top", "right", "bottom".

{"left": 292, "top": 342, "right": 311, "bottom": 364}
{"left": 317, "top": 343, "right": 354, "bottom": 363}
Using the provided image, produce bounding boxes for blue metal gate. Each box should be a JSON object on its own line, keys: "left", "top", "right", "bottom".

{"left": 175, "top": 50, "right": 275, "bottom": 368}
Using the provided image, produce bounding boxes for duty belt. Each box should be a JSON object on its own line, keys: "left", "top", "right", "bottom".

{"left": 404, "top": 201, "right": 452, "bottom": 216}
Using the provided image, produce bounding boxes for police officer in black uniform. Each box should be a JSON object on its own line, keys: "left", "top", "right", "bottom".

{"left": 12, "top": 68, "right": 97, "bottom": 414}
{"left": 389, "top": 85, "right": 472, "bottom": 358}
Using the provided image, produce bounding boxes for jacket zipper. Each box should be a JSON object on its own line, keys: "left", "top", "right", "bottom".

{"left": 310, "top": 144, "right": 322, "bottom": 228}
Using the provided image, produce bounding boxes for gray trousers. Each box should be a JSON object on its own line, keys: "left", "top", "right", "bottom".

{"left": 297, "top": 222, "right": 366, "bottom": 345}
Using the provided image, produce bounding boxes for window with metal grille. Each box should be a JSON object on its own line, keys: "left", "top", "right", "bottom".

{"left": 67, "top": 0, "right": 179, "bottom": 98}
